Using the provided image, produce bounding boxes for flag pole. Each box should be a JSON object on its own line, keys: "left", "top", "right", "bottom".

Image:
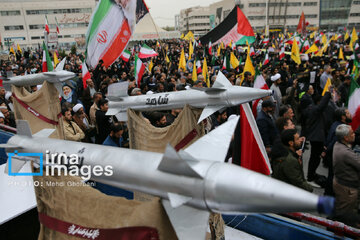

{"left": 147, "top": 9, "right": 167, "bottom": 64}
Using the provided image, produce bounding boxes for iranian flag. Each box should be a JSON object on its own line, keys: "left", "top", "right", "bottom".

{"left": 138, "top": 44, "right": 158, "bottom": 59}
{"left": 85, "top": 0, "right": 138, "bottom": 68}
{"left": 208, "top": 41, "right": 212, "bottom": 55}
{"left": 263, "top": 52, "right": 269, "bottom": 65}
{"left": 250, "top": 46, "right": 255, "bottom": 56}
{"left": 196, "top": 59, "right": 202, "bottom": 74}
{"left": 42, "top": 42, "right": 53, "bottom": 72}
{"left": 262, "top": 37, "right": 269, "bottom": 46}
{"left": 134, "top": 55, "right": 145, "bottom": 87}
{"left": 45, "top": 15, "right": 50, "bottom": 34}
{"left": 222, "top": 53, "right": 231, "bottom": 70}
{"left": 348, "top": 78, "right": 360, "bottom": 131}
{"left": 252, "top": 70, "right": 269, "bottom": 118}
{"left": 55, "top": 17, "right": 60, "bottom": 34}
{"left": 279, "top": 46, "right": 285, "bottom": 60}
{"left": 120, "top": 49, "right": 131, "bottom": 62}
{"left": 82, "top": 62, "right": 91, "bottom": 89}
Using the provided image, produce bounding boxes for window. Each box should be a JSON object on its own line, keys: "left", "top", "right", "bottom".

{"left": 304, "top": 2, "right": 317, "bottom": 6}
{"left": 269, "top": 2, "right": 301, "bottom": 7}
{"left": 26, "top": 8, "right": 92, "bottom": 15}
{"left": 31, "top": 36, "right": 41, "bottom": 40}
{"left": 0, "top": 10, "right": 21, "bottom": 16}
{"left": 305, "top": 14, "right": 318, "bottom": 18}
{"left": 354, "top": 1, "right": 360, "bottom": 4}
{"left": 249, "top": 3, "right": 266, "bottom": 7}
{"left": 350, "top": 13, "right": 360, "bottom": 16}
{"left": 4, "top": 25, "right": 24, "bottom": 31}
{"left": 248, "top": 16, "right": 266, "bottom": 20}
{"left": 4, "top": 37, "right": 26, "bottom": 41}
{"left": 29, "top": 22, "right": 88, "bottom": 30}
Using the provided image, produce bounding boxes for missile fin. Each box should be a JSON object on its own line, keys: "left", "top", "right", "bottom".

{"left": 33, "top": 129, "right": 55, "bottom": 138}
{"left": 53, "top": 82, "right": 63, "bottom": 95}
{"left": 0, "top": 143, "right": 21, "bottom": 151}
{"left": 198, "top": 105, "right": 226, "bottom": 123}
{"left": 162, "top": 199, "right": 209, "bottom": 240}
{"left": 167, "top": 192, "right": 192, "bottom": 208}
{"left": 55, "top": 58, "right": 66, "bottom": 71}
{"left": 213, "top": 71, "right": 232, "bottom": 88}
{"left": 16, "top": 120, "right": 32, "bottom": 137}
{"left": 108, "top": 81, "right": 129, "bottom": 98}
{"left": 5, "top": 157, "right": 27, "bottom": 174}
{"left": 115, "top": 112, "right": 128, "bottom": 122}
{"left": 185, "top": 116, "right": 239, "bottom": 162}
{"left": 158, "top": 144, "right": 203, "bottom": 179}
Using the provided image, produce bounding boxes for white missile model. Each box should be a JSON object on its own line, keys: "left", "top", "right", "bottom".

{"left": 1, "top": 119, "right": 334, "bottom": 240}
{"left": 1, "top": 59, "right": 75, "bottom": 94}
{"left": 106, "top": 71, "right": 273, "bottom": 123}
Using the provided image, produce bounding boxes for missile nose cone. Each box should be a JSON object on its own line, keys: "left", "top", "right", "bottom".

{"left": 317, "top": 196, "right": 335, "bottom": 215}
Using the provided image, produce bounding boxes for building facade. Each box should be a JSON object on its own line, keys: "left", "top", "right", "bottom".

{"left": 0, "top": 0, "right": 96, "bottom": 50}
{"left": 178, "top": 0, "right": 360, "bottom": 35}
{"left": 178, "top": 6, "right": 211, "bottom": 36}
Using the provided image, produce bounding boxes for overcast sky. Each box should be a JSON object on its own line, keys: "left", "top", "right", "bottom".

{"left": 145, "top": 0, "right": 220, "bottom": 27}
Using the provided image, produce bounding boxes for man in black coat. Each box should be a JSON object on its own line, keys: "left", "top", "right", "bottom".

{"left": 95, "top": 99, "right": 112, "bottom": 144}
{"left": 256, "top": 100, "right": 278, "bottom": 155}
{"left": 302, "top": 92, "right": 331, "bottom": 183}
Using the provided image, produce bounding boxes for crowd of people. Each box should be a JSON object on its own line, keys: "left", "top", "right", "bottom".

{"left": 0, "top": 31, "right": 359, "bottom": 228}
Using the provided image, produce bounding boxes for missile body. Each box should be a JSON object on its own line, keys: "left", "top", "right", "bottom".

{"left": 1, "top": 59, "right": 75, "bottom": 93}
{"left": 107, "top": 72, "right": 273, "bottom": 122}
{"left": 2, "top": 120, "right": 334, "bottom": 239}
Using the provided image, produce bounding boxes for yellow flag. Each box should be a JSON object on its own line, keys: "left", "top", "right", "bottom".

{"left": 305, "top": 43, "right": 319, "bottom": 54}
{"left": 230, "top": 52, "right": 239, "bottom": 69}
{"left": 330, "top": 35, "right": 336, "bottom": 42}
{"left": 322, "top": 78, "right": 331, "bottom": 96}
{"left": 350, "top": 39, "right": 354, "bottom": 51}
{"left": 9, "top": 46, "right": 15, "bottom": 55}
{"left": 220, "top": 42, "right": 225, "bottom": 49}
{"left": 188, "top": 41, "right": 193, "bottom": 60}
{"left": 291, "top": 38, "right": 301, "bottom": 65}
{"left": 241, "top": 43, "right": 255, "bottom": 85}
{"left": 54, "top": 51, "right": 59, "bottom": 67}
{"left": 217, "top": 46, "right": 221, "bottom": 57}
{"left": 180, "top": 33, "right": 184, "bottom": 39}
{"left": 310, "top": 31, "right": 316, "bottom": 39}
{"left": 322, "top": 34, "right": 327, "bottom": 45}
{"left": 165, "top": 54, "right": 170, "bottom": 63}
{"left": 352, "top": 27, "right": 358, "bottom": 43}
{"left": 202, "top": 58, "right": 210, "bottom": 87}
{"left": 338, "top": 47, "right": 344, "bottom": 60}
{"left": 178, "top": 49, "right": 186, "bottom": 71}
{"left": 17, "top": 44, "right": 22, "bottom": 55}
{"left": 192, "top": 62, "right": 197, "bottom": 82}
{"left": 344, "top": 32, "right": 349, "bottom": 41}
{"left": 228, "top": 40, "right": 232, "bottom": 48}
{"left": 148, "top": 59, "right": 154, "bottom": 72}
{"left": 184, "top": 31, "right": 194, "bottom": 41}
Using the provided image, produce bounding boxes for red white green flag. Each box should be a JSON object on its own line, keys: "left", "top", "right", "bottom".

{"left": 82, "top": 62, "right": 91, "bottom": 89}
{"left": 42, "top": 42, "right": 53, "bottom": 72}
{"left": 134, "top": 55, "right": 145, "bottom": 87}
{"left": 138, "top": 44, "right": 158, "bottom": 59}
{"left": 120, "top": 49, "right": 131, "bottom": 62}
{"left": 45, "top": 15, "right": 50, "bottom": 34}
{"left": 55, "top": 17, "right": 60, "bottom": 34}
{"left": 85, "top": 0, "right": 138, "bottom": 68}
{"left": 348, "top": 77, "right": 360, "bottom": 130}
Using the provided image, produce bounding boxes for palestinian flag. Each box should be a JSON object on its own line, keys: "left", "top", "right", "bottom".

{"left": 199, "top": 6, "right": 254, "bottom": 47}
{"left": 138, "top": 44, "right": 158, "bottom": 58}
{"left": 45, "top": 15, "right": 50, "bottom": 34}
{"left": 134, "top": 55, "right": 145, "bottom": 87}
{"left": 82, "top": 62, "right": 91, "bottom": 89}
{"left": 85, "top": 0, "right": 143, "bottom": 68}
{"left": 42, "top": 42, "right": 53, "bottom": 72}
{"left": 120, "top": 49, "right": 131, "bottom": 62}
{"left": 232, "top": 103, "right": 271, "bottom": 175}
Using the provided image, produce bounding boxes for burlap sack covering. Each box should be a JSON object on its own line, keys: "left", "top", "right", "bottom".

{"left": 34, "top": 174, "right": 177, "bottom": 240}
{"left": 11, "top": 81, "right": 64, "bottom": 139}
{"left": 127, "top": 105, "right": 204, "bottom": 152}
